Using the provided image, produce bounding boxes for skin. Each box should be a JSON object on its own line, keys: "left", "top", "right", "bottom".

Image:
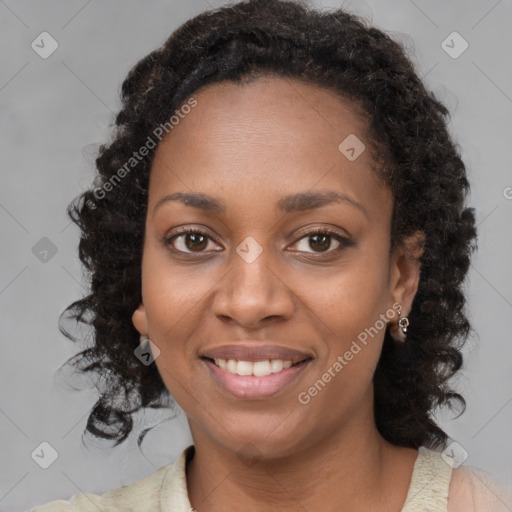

{"left": 132, "top": 75, "right": 425, "bottom": 512}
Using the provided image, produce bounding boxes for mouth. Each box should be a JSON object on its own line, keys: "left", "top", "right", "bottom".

{"left": 199, "top": 344, "right": 313, "bottom": 399}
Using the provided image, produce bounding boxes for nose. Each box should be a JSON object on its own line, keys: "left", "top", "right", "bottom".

{"left": 211, "top": 244, "right": 295, "bottom": 330}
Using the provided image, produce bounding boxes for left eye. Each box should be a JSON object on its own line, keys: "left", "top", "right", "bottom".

{"left": 293, "top": 231, "right": 346, "bottom": 253}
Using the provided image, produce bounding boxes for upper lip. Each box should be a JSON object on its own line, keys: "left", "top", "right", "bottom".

{"left": 200, "top": 343, "right": 313, "bottom": 363}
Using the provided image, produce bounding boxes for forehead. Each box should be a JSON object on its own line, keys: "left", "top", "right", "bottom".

{"left": 149, "top": 76, "right": 390, "bottom": 219}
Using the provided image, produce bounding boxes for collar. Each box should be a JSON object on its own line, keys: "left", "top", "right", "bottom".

{"left": 160, "top": 444, "right": 195, "bottom": 511}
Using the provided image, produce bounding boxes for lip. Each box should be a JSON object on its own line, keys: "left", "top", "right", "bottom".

{"left": 202, "top": 358, "right": 312, "bottom": 399}
{"left": 200, "top": 343, "right": 312, "bottom": 363}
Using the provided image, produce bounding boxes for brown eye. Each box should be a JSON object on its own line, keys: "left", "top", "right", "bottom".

{"left": 292, "top": 229, "right": 348, "bottom": 254}
{"left": 308, "top": 233, "right": 331, "bottom": 252}
{"left": 166, "top": 228, "right": 221, "bottom": 254}
{"left": 183, "top": 232, "right": 208, "bottom": 252}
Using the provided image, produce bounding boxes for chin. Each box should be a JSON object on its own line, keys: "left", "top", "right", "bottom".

{"left": 200, "top": 411, "right": 315, "bottom": 461}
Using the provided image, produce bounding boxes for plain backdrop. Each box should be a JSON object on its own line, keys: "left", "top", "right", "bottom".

{"left": 1, "top": 0, "right": 511, "bottom": 510}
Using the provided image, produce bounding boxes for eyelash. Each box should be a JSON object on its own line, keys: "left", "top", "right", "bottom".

{"left": 164, "top": 226, "right": 350, "bottom": 256}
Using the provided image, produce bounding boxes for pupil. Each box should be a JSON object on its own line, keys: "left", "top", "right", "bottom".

{"left": 310, "top": 234, "right": 330, "bottom": 252}
{"left": 186, "top": 233, "right": 207, "bottom": 251}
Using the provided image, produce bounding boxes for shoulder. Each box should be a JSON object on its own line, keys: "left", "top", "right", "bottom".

{"left": 447, "top": 464, "right": 512, "bottom": 512}
{"left": 29, "top": 460, "right": 174, "bottom": 512}
{"left": 402, "top": 447, "right": 453, "bottom": 511}
{"left": 402, "top": 447, "right": 511, "bottom": 512}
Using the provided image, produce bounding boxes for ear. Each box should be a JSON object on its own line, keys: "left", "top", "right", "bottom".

{"left": 388, "top": 230, "right": 425, "bottom": 317}
{"left": 132, "top": 303, "right": 149, "bottom": 337}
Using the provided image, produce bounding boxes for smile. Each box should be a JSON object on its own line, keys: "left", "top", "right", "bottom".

{"left": 201, "top": 356, "right": 312, "bottom": 399}
{"left": 212, "top": 358, "right": 299, "bottom": 376}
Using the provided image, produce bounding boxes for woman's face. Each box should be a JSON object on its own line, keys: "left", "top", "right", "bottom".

{"left": 133, "top": 76, "right": 420, "bottom": 459}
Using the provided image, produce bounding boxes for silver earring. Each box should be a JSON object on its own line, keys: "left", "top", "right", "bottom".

{"left": 391, "top": 308, "right": 409, "bottom": 342}
{"left": 397, "top": 309, "right": 409, "bottom": 341}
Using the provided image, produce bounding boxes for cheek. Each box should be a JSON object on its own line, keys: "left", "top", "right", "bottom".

{"left": 298, "top": 254, "right": 390, "bottom": 337}
{"left": 141, "top": 243, "right": 215, "bottom": 330}
{"left": 295, "top": 252, "right": 391, "bottom": 397}
{"left": 295, "top": 272, "right": 389, "bottom": 426}
{"left": 139, "top": 250, "right": 214, "bottom": 390}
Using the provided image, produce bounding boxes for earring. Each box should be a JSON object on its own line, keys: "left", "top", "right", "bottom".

{"left": 391, "top": 308, "right": 409, "bottom": 342}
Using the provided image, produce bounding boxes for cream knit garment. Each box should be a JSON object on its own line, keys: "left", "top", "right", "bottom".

{"left": 30, "top": 445, "right": 511, "bottom": 511}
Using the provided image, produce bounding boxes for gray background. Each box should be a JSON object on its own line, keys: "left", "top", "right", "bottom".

{"left": 1, "top": 0, "right": 511, "bottom": 510}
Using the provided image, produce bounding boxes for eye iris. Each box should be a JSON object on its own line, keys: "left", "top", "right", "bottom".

{"left": 185, "top": 233, "right": 208, "bottom": 252}
{"left": 310, "top": 233, "right": 330, "bottom": 252}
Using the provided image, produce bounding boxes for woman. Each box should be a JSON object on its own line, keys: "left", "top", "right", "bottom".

{"left": 31, "top": 0, "right": 511, "bottom": 510}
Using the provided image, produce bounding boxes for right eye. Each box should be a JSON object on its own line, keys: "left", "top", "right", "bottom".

{"left": 165, "top": 227, "right": 223, "bottom": 254}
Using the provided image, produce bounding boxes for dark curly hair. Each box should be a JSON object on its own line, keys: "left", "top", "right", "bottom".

{"left": 59, "top": 0, "right": 477, "bottom": 450}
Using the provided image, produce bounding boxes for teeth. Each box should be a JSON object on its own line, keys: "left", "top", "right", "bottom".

{"left": 213, "top": 359, "right": 296, "bottom": 376}
{"left": 271, "top": 359, "right": 292, "bottom": 372}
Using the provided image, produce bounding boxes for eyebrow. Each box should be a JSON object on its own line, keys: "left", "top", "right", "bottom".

{"left": 153, "top": 190, "right": 368, "bottom": 218}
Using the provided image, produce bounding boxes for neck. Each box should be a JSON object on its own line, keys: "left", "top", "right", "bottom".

{"left": 186, "top": 402, "right": 418, "bottom": 512}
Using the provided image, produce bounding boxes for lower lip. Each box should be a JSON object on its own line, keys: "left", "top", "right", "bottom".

{"left": 202, "top": 359, "right": 311, "bottom": 399}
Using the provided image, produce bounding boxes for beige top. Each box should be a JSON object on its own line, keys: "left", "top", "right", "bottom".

{"left": 30, "top": 445, "right": 511, "bottom": 511}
